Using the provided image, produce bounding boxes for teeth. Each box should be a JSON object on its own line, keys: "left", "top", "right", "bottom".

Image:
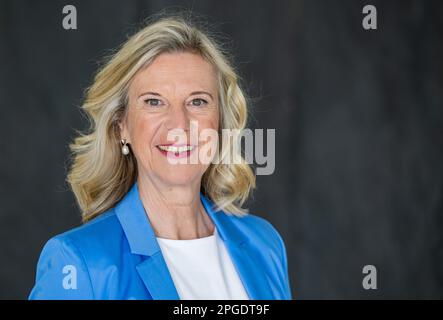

{"left": 158, "top": 145, "right": 195, "bottom": 153}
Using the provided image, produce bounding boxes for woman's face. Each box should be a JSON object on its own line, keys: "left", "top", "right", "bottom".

{"left": 120, "top": 51, "right": 220, "bottom": 187}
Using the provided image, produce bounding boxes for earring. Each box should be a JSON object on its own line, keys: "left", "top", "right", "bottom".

{"left": 121, "top": 139, "right": 130, "bottom": 155}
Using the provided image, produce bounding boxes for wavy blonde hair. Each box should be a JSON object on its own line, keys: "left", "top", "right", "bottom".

{"left": 67, "top": 12, "right": 256, "bottom": 223}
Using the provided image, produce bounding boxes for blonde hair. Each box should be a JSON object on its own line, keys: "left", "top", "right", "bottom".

{"left": 67, "top": 12, "right": 256, "bottom": 223}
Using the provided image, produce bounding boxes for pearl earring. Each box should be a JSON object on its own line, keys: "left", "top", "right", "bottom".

{"left": 121, "top": 139, "right": 130, "bottom": 155}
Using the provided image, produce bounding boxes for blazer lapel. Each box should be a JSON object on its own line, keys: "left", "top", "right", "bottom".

{"left": 115, "top": 182, "right": 275, "bottom": 300}
{"left": 225, "top": 241, "right": 275, "bottom": 299}
{"left": 115, "top": 183, "right": 179, "bottom": 300}
{"left": 200, "top": 194, "right": 275, "bottom": 299}
{"left": 136, "top": 253, "right": 180, "bottom": 299}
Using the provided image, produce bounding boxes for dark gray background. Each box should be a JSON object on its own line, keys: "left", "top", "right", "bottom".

{"left": 1, "top": 0, "right": 442, "bottom": 299}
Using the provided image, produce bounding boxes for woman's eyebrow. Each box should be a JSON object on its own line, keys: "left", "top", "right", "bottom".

{"left": 138, "top": 91, "right": 214, "bottom": 100}
{"left": 138, "top": 91, "right": 161, "bottom": 99}
{"left": 189, "top": 91, "right": 214, "bottom": 100}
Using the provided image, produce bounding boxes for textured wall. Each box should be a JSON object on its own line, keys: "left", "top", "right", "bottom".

{"left": 0, "top": 0, "right": 442, "bottom": 299}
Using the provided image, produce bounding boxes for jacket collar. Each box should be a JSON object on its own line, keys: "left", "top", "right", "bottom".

{"left": 114, "top": 182, "right": 248, "bottom": 257}
{"left": 114, "top": 181, "right": 273, "bottom": 299}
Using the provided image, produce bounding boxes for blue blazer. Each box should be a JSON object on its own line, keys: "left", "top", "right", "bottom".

{"left": 29, "top": 182, "right": 292, "bottom": 300}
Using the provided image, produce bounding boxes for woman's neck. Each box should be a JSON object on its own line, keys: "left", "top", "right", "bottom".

{"left": 136, "top": 176, "right": 215, "bottom": 240}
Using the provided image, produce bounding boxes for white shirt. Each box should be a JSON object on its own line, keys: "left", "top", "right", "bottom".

{"left": 156, "top": 227, "right": 250, "bottom": 300}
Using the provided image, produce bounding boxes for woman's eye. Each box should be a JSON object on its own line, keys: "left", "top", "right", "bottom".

{"left": 190, "top": 98, "right": 208, "bottom": 107}
{"left": 144, "top": 98, "right": 162, "bottom": 107}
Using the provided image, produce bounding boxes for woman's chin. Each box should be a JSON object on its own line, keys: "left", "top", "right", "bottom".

{"left": 156, "top": 169, "right": 202, "bottom": 186}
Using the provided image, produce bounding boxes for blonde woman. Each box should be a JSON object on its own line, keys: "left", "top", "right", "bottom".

{"left": 29, "top": 14, "right": 291, "bottom": 300}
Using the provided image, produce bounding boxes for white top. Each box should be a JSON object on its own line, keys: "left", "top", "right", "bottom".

{"left": 156, "top": 227, "right": 250, "bottom": 300}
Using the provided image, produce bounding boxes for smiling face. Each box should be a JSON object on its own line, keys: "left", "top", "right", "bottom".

{"left": 120, "top": 51, "right": 220, "bottom": 187}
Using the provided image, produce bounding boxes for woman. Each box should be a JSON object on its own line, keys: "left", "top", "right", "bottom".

{"left": 29, "top": 14, "right": 291, "bottom": 300}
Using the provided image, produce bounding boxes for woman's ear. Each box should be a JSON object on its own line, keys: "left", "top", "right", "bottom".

{"left": 118, "top": 119, "right": 129, "bottom": 142}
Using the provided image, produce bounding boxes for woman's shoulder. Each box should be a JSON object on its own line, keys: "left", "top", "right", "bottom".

{"left": 44, "top": 209, "right": 123, "bottom": 257}
{"left": 29, "top": 208, "right": 125, "bottom": 299}
{"left": 56, "top": 209, "right": 120, "bottom": 242}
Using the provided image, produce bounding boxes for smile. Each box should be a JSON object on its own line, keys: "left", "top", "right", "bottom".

{"left": 156, "top": 144, "right": 197, "bottom": 159}
{"left": 157, "top": 144, "right": 195, "bottom": 153}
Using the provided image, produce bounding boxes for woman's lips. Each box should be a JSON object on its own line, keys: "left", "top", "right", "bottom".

{"left": 156, "top": 144, "right": 197, "bottom": 159}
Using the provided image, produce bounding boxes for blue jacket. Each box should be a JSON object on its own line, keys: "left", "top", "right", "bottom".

{"left": 29, "top": 182, "right": 292, "bottom": 300}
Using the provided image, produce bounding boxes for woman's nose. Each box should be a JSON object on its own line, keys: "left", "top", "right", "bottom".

{"left": 165, "top": 105, "right": 190, "bottom": 132}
